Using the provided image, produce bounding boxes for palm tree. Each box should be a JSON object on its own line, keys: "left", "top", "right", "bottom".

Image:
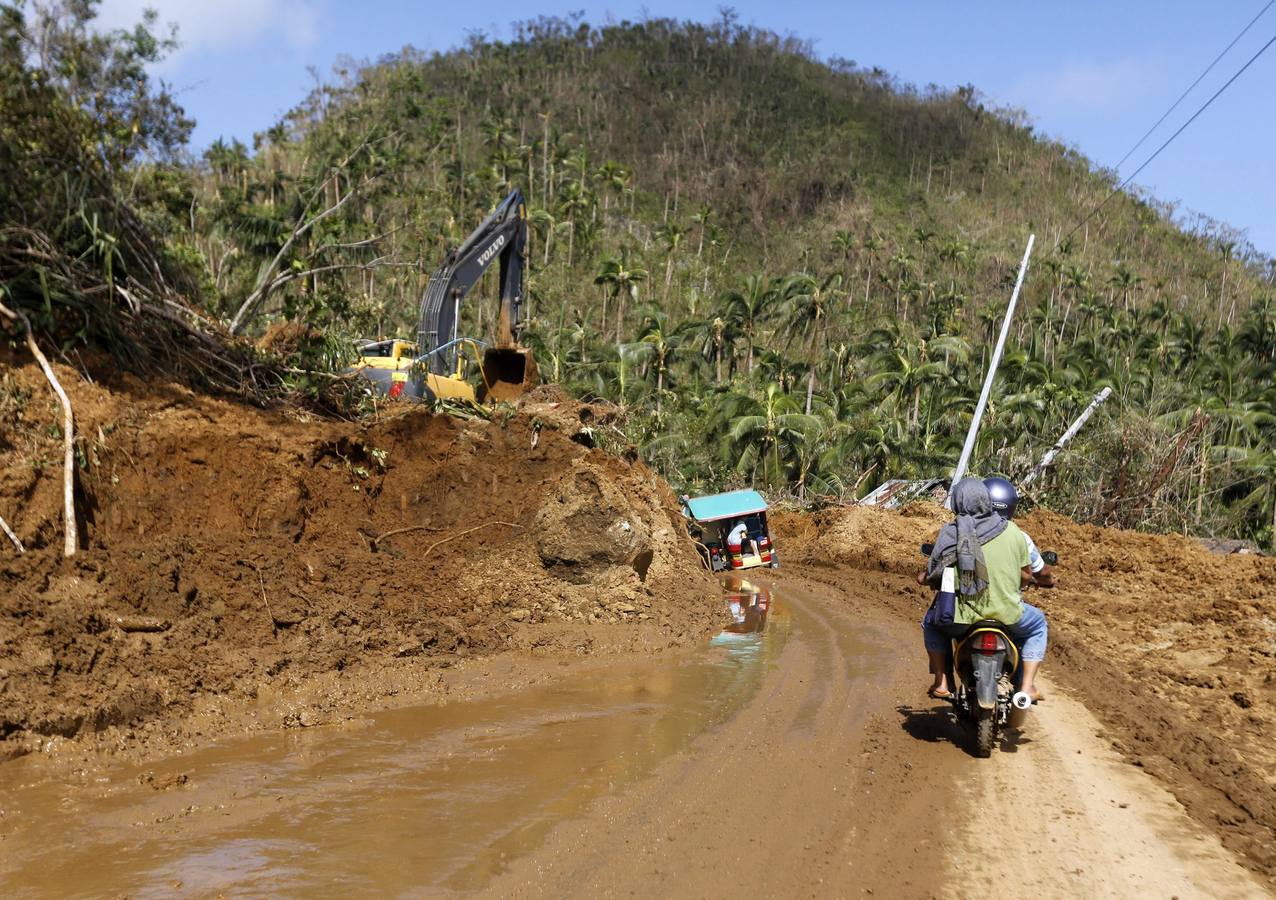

{"left": 692, "top": 205, "right": 714, "bottom": 258}
{"left": 557, "top": 181, "right": 591, "bottom": 268}
{"left": 1108, "top": 264, "right": 1142, "bottom": 311}
{"left": 889, "top": 248, "right": 915, "bottom": 318}
{"left": 782, "top": 272, "right": 844, "bottom": 414}
{"left": 657, "top": 221, "right": 688, "bottom": 302}
{"left": 594, "top": 161, "right": 630, "bottom": 214}
{"left": 861, "top": 231, "right": 882, "bottom": 309}
{"left": 722, "top": 274, "right": 778, "bottom": 376}
{"left": 630, "top": 309, "right": 683, "bottom": 414}
{"left": 528, "top": 207, "right": 556, "bottom": 266}
{"left": 593, "top": 250, "right": 649, "bottom": 343}
{"left": 680, "top": 309, "right": 741, "bottom": 384}
{"left": 866, "top": 339, "right": 949, "bottom": 435}
{"left": 721, "top": 383, "right": 819, "bottom": 488}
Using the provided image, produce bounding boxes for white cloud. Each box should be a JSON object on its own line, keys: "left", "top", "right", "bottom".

{"left": 1011, "top": 57, "right": 1164, "bottom": 116}
{"left": 94, "top": 0, "right": 321, "bottom": 66}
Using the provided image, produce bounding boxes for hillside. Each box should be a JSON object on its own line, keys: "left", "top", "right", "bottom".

{"left": 184, "top": 15, "right": 1274, "bottom": 546}
{"left": 1, "top": 7, "right": 1273, "bottom": 546}
{"left": 2, "top": 11, "right": 1275, "bottom": 892}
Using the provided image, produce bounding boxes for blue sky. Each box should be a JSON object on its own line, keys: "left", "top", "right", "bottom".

{"left": 96, "top": 0, "right": 1276, "bottom": 258}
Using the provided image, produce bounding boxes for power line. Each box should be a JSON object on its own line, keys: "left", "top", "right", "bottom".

{"left": 1059, "top": 28, "right": 1276, "bottom": 250}
{"left": 1114, "top": 0, "right": 1275, "bottom": 171}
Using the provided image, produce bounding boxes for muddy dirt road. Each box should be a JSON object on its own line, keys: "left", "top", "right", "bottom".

{"left": 0, "top": 575, "right": 1267, "bottom": 898}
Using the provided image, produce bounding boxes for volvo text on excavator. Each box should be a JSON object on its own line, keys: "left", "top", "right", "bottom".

{"left": 356, "top": 189, "right": 539, "bottom": 403}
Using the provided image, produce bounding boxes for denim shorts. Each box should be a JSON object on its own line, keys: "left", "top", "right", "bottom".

{"left": 921, "top": 601, "right": 1048, "bottom": 662}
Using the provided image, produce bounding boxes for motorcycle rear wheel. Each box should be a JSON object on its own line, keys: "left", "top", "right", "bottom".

{"left": 974, "top": 715, "right": 995, "bottom": 757}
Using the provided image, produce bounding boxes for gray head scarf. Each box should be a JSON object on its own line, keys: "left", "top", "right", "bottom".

{"left": 925, "top": 478, "right": 1009, "bottom": 595}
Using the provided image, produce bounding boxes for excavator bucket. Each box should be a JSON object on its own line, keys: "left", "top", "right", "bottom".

{"left": 480, "top": 345, "right": 539, "bottom": 403}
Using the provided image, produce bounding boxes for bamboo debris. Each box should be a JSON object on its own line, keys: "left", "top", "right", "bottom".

{"left": 0, "top": 513, "right": 23, "bottom": 552}
{"left": 0, "top": 299, "right": 77, "bottom": 557}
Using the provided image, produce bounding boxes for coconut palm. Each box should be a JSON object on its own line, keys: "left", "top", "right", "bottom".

{"left": 722, "top": 274, "right": 780, "bottom": 376}
{"left": 593, "top": 250, "right": 649, "bottom": 343}
{"left": 721, "top": 383, "right": 820, "bottom": 488}
{"left": 657, "top": 221, "right": 689, "bottom": 302}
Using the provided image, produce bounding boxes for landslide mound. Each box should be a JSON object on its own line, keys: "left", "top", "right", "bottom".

{"left": 775, "top": 502, "right": 1276, "bottom": 879}
{"left": 0, "top": 365, "right": 718, "bottom": 759}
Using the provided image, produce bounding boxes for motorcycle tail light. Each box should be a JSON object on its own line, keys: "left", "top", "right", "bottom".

{"left": 977, "top": 632, "right": 1001, "bottom": 653}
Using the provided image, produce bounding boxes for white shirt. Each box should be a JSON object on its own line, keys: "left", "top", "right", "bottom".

{"left": 1023, "top": 532, "right": 1045, "bottom": 573}
{"left": 727, "top": 522, "right": 749, "bottom": 546}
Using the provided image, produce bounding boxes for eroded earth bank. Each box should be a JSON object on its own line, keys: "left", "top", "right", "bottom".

{"left": 0, "top": 361, "right": 719, "bottom": 768}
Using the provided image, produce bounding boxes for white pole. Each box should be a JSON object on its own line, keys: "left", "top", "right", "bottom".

{"left": 949, "top": 234, "right": 1035, "bottom": 502}
{"left": 1021, "top": 386, "right": 1112, "bottom": 487}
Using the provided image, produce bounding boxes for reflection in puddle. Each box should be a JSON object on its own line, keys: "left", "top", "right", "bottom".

{"left": 0, "top": 580, "right": 788, "bottom": 898}
{"left": 719, "top": 574, "right": 771, "bottom": 636}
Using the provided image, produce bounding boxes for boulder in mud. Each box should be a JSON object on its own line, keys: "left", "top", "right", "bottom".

{"left": 534, "top": 460, "right": 653, "bottom": 583}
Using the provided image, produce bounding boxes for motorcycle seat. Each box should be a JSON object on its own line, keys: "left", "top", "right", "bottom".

{"left": 953, "top": 620, "right": 1019, "bottom": 645}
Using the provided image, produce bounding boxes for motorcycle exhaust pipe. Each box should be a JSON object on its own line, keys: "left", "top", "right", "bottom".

{"left": 1008, "top": 691, "right": 1033, "bottom": 729}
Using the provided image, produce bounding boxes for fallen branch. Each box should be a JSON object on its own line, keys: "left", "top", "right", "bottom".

{"left": 0, "top": 513, "right": 24, "bottom": 553}
{"left": 0, "top": 299, "right": 77, "bottom": 557}
{"left": 369, "top": 523, "right": 445, "bottom": 551}
{"left": 230, "top": 177, "right": 365, "bottom": 333}
{"left": 849, "top": 462, "right": 880, "bottom": 498}
{"left": 422, "top": 521, "right": 522, "bottom": 558}
{"left": 114, "top": 614, "right": 170, "bottom": 633}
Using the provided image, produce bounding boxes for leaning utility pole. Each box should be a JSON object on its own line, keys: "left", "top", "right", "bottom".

{"left": 1021, "top": 386, "right": 1113, "bottom": 488}
{"left": 949, "top": 234, "right": 1035, "bottom": 501}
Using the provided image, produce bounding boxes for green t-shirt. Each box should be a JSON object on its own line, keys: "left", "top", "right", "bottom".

{"left": 953, "top": 521, "right": 1030, "bottom": 626}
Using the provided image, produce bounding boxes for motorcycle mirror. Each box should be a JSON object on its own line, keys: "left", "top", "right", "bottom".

{"left": 920, "top": 542, "right": 935, "bottom": 556}
{"left": 1042, "top": 550, "right": 1059, "bottom": 566}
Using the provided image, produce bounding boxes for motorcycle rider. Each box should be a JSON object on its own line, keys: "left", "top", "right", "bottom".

{"left": 985, "top": 476, "right": 1055, "bottom": 590}
{"left": 917, "top": 477, "right": 1051, "bottom": 702}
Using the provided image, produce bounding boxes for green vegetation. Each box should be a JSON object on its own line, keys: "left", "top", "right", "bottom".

{"left": 2, "top": 5, "right": 1274, "bottom": 546}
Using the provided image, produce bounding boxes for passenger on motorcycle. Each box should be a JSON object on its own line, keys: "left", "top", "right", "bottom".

{"left": 917, "top": 477, "right": 1052, "bottom": 702}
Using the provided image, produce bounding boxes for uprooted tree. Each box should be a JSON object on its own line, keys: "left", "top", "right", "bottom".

{"left": 0, "top": 2, "right": 365, "bottom": 406}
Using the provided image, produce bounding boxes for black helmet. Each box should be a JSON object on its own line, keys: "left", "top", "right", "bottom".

{"left": 984, "top": 476, "right": 1018, "bottom": 519}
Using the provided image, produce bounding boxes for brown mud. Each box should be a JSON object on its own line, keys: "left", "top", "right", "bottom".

{"left": 775, "top": 502, "right": 1276, "bottom": 882}
{"left": 0, "top": 581, "right": 787, "bottom": 896}
{"left": 0, "top": 361, "right": 719, "bottom": 766}
{"left": 0, "top": 569, "right": 1267, "bottom": 897}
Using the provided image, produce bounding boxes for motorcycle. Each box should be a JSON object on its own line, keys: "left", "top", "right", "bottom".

{"left": 920, "top": 542, "right": 1058, "bottom": 757}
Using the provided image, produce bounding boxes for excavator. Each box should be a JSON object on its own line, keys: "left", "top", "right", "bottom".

{"left": 355, "top": 189, "right": 538, "bottom": 404}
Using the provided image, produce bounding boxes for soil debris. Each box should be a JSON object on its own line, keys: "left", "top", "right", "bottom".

{"left": 0, "top": 361, "right": 718, "bottom": 764}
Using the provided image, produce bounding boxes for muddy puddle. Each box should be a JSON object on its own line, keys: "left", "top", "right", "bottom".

{"left": 0, "top": 576, "right": 786, "bottom": 897}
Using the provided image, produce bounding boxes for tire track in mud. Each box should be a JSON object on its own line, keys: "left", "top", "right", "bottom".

{"left": 951, "top": 676, "right": 1268, "bottom": 899}
{"left": 488, "top": 572, "right": 1269, "bottom": 899}
{"left": 1, "top": 571, "right": 1267, "bottom": 897}
{"left": 485, "top": 577, "right": 952, "bottom": 898}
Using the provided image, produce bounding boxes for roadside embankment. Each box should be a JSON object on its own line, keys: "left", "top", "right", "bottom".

{"left": 0, "top": 365, "right": 719, "bottom": 765}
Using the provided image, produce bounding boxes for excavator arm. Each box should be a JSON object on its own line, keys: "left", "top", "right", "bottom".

{"left": 416, "top": 189, "right": 527, "bottom": 376}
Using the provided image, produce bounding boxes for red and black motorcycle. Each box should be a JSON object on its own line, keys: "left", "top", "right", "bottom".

{"left": 921, "top": 542, "right": 1057, "bottom": 757}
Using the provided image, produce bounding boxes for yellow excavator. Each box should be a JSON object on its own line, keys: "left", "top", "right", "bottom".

{"left": 356, "top": 189, "right": 538, "bottom": 403}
